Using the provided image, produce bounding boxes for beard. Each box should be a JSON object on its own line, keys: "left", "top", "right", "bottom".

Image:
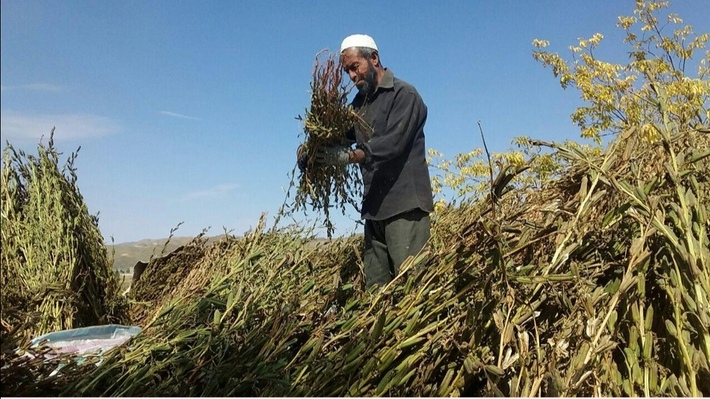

{"left": 357, "top": 61, "right": 378, "bottom": 96}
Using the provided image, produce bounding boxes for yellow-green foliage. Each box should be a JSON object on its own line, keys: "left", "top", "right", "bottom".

{"left": 430, "top": 0, "right": 708, "bottom": 213}
{"left": 0, "top": 132, "right": 129, "bottom": 342}
{"left": 532, "top": 0, "right": 709, "bottom": 142}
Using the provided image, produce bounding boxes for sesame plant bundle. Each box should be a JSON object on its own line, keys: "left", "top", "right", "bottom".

{"left": 1, "top": 132, "right": 129, "bottom": 396}
{"left": 127, "top": 231, "right": 210, "bottom": 325}
{"left": 292, "top": 50, "right": 369, "bottom": 236}
{"left": 0, "top": 131, "right": 129, "bottom": 342}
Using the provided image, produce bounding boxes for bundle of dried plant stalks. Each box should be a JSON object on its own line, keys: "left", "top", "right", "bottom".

{"left": 0, "top": 132, "right": 129, "bottom": 342}
{"left": 1, "top": 133, "right": 130, "bottom": 395}
{"left": 290, "top": 50, "right": 370, "bottom": 236}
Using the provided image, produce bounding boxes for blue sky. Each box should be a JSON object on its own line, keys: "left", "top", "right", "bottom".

{"left": 2, "top": 1, "right": 708, "bottom": 244}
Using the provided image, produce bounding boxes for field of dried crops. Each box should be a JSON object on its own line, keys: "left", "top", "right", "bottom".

{"left": 2, "top": 123, "right": 708, "bottom": 396}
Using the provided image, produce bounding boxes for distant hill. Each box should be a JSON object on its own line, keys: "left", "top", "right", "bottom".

{"left": 108, "top": 235, "right": 342, "bottom": 272}
{"left": 108, "top": 236, "right": 197, "bottom": 273}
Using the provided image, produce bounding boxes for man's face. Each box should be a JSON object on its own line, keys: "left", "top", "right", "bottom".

{"left": 341, "top": 48, "right": 377, "bottom": 96}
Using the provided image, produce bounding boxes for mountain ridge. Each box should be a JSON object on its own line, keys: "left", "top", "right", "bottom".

{"left": 108, "top": 236, "right": 199, "bottom": 272}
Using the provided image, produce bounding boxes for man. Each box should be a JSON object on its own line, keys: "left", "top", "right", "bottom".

{"left": 306, "top": 34, "right": 434, "bottom": 289}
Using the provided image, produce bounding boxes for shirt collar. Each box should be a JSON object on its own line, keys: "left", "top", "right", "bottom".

{"left": 377, "top": 68, "right": 394, "bottom": 90}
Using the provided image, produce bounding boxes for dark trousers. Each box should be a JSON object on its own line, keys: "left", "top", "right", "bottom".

{"left": 363, "top": 208, "right": 431, "bottom": 289}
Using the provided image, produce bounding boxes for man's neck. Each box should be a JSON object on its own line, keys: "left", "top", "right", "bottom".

{"left": 374, "top": 66, "right": 386, "bottom": 91}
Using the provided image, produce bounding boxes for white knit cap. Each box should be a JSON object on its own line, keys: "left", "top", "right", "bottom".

{"left": 340, "top": 34, "right": 378, "bottom": 53}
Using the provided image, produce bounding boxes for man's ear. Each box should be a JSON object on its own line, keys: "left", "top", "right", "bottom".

{"left": 371, "top": 51, "right": 380, "bottom": 67}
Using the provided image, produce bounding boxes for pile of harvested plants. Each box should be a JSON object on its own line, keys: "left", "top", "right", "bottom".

{"left": 3, "top": 124, "right": 708, "bottom": 396}
{"left": 1, "top": 132, "right": 129, "bottom": 395}
{"left": 0, "top": 131, "right": 129, "bottom": 342}
{"left": 290, "top": 50, "right": 369, "bottom": 236}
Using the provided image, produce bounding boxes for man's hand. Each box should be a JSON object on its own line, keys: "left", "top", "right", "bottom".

{"left": 316, "top": 145, "right": 351, "bottom": 166}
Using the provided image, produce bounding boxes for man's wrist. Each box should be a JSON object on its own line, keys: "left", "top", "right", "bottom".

{"left": 349, "top": 149, "right": 364, "bottom": 164}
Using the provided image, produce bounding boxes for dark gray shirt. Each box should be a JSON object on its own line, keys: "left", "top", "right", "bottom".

{"left": 348, "top": 69, "right": 434, "bottom": 220}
